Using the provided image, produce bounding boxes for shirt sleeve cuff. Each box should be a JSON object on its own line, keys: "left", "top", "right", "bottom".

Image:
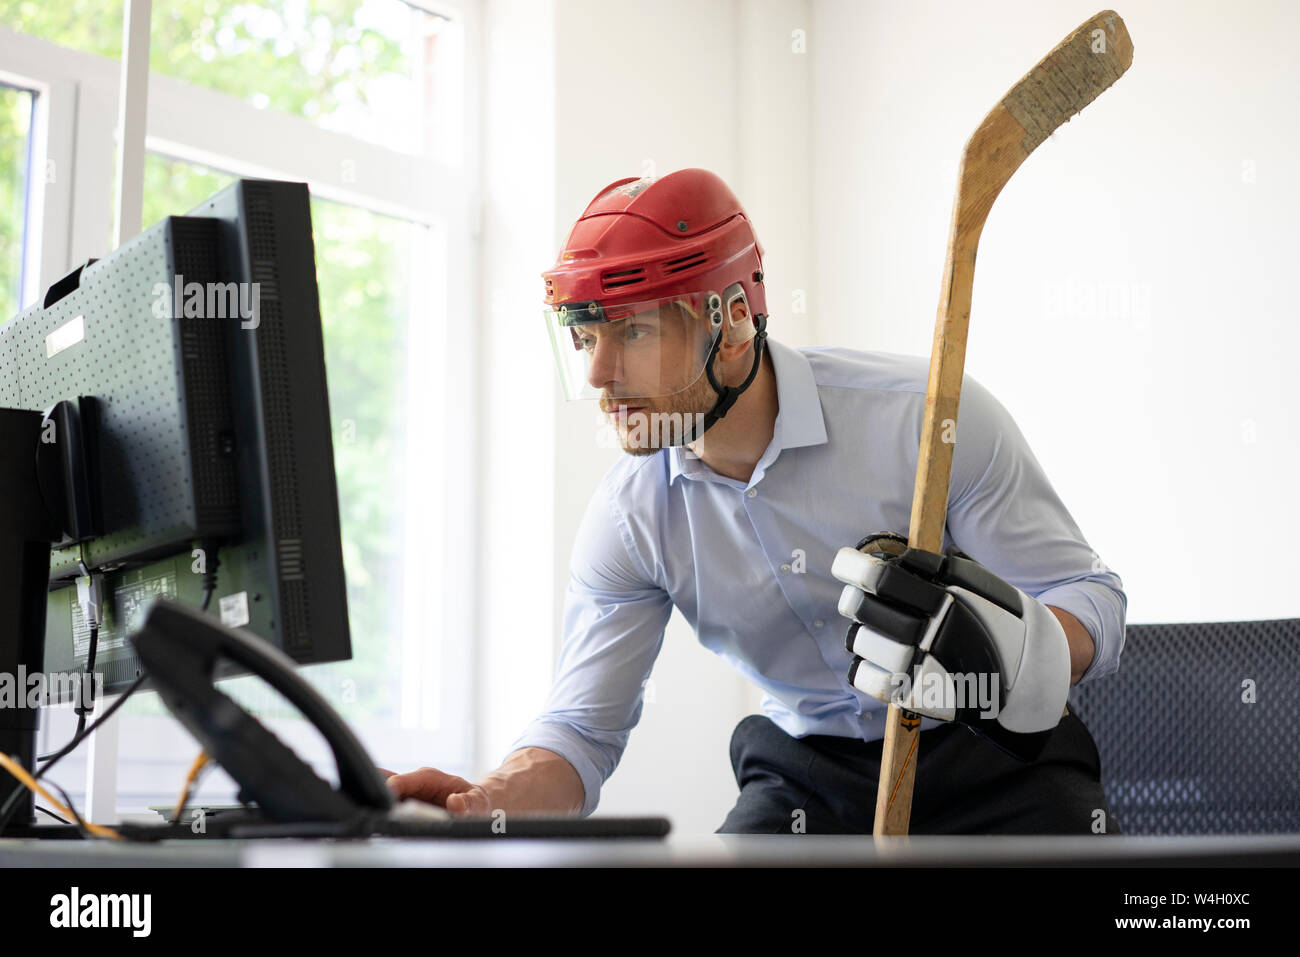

{"left": 1033, "top": 578, "right": 1128, "bottom": 685}
{"left": 506, "top": 720, "right": 606, "bottom": 817}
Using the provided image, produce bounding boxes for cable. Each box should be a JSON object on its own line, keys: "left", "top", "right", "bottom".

{"left": 171, "top": 548, "right": 220, "bottom": 828}
{"left": 37, "top": 670, "right": 144, "bottom": 780}
{"left": 37, "top": 623, "right": 98, "bottom": 761}
{"left": 0, "top": 672, "right": 145, "bottom": 837}
{"left": 47, "top": 780, "right": 97, "bottom": 839}
{"left": 47, "top": 781, "right": 97, "bottom": 839}
{"left": 38, "top": 565, "right": 105, "bottom": 761}
{"left": 199, "top": 539, "right": 220, "bottom": 611}
{"left": 3, "top": 545, "right": 221, "bottom": 837}
{"left": 0, "top": 753, "right": 121, "bottom": 840}
{"left": 35, "top": 805, "right": 70, "bottom": 825}
{"left": 165, "top": 547, "right": 220, "bottom": 824}
{"left": 44, "top": 779, "right": 111, "bottom": 841}
{"left": 171, "top": 751, "right": 210, "bottom": 824}
{"left": 78, "top": 618, "right": 100, "bottom": 719}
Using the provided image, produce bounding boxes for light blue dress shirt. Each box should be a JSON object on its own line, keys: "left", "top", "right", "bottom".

{"left": 510, "top": 338, "right": 1127, "bottom": 815}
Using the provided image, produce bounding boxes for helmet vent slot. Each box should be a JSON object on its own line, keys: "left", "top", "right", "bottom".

{"left": 600, "top": 267, "right": 646, "bottom": 291}
{"left": 661, "top": 252, "right": 708, "bottom": 274}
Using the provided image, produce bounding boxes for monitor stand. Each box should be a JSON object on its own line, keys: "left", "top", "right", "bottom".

{"left": 0, "top": 399, "right": 99, "bottom": 835}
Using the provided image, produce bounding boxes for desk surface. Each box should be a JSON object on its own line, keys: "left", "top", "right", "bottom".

{"left": 2, "top": 833, "right": 1297, "bottom": 867}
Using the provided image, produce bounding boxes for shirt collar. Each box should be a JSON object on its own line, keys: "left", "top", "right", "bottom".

{"left": 668, "top": 337, "right": 828, "bottom": 485}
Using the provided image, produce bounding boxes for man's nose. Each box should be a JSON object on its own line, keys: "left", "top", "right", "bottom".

{"left": 586, "top": 335, "right": 623, "bottom": 390}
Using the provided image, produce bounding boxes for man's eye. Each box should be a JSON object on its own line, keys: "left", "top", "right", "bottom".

{"left": 626, "top": 324, "right": 649, "bottom": 341}
{"left": 577, "top": 334, "right": 596, "bottom": 351}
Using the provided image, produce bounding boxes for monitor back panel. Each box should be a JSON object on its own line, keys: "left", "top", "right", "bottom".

{"left": 0, "top": 217, "right": 240, "bottom": 577}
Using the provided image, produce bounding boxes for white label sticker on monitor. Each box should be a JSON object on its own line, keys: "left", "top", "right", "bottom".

{"left": 219, "top": 592, "right": 250, "bottom": 628}
{"left": 46, "top": 314, "right": 85, "bottom": 358}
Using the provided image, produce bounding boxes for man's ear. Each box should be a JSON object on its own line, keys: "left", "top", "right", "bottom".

{"left": 719, "top": 293, "right": 757, "bottom": 357}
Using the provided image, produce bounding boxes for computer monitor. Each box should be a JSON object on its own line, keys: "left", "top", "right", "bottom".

{"left": 0, "top": 179, "right": 352, "bottom": 827}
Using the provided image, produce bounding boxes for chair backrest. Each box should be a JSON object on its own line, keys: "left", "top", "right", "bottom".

{"left": 1067, "top": 618, "right": 1300, "bottom": 835}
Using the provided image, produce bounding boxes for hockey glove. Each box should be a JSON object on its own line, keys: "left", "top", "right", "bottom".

{"left": 830, "top": 532, "right": 1071, "bottom": 762}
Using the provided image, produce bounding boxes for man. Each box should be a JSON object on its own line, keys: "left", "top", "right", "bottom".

{"left": 388, "top": 168, "right": 1126, "bottom": 833}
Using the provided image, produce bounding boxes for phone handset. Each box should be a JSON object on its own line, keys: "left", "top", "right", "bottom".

{"left": 131, "top": 598, "right": 393, "bottom": 823}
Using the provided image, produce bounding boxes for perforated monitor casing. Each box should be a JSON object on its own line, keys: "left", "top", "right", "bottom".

{"left": 0, "top": 218, "right": 239, "bottom": 572}
{"left": 1, "top": 179, "right": 352, "bottom": 690}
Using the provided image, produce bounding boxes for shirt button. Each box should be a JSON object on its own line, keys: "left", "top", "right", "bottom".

{"left": 780, "top": 563, "right": 791, "bottom": 573}
{"left": 814, "top": 619, "right": 825, "bottom": 628}
{"left": 746, "top": 488, "right": 757, "bottom": 499}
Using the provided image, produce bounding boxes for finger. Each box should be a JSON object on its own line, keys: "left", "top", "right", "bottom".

{"left": 376, "top": 767, "right": 396, "bottom": 779}
{"left": 838, "top": 585, "right": 928, "bottom": 646}
{"left": 847, "top": 655, "right": 900, "bottom": 702}
{"left": 833, "top": 548, "right": 949, "bottom": 616}
{"left": 387, "top": 767, "right": 476, "bottom": 806}
{"left": 845, "top": 621, "right": 916, "bottom": 674}
{"left": 446, "top": 788, "right": 493, "bottom": 817}
{"left": 832, "top": 547, "right": 885, "bottom": 589}
{"left": 848, "top": 652, "right": 957, "bottom": 722}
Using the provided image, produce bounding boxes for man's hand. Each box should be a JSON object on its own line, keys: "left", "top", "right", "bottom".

{"left": 382, "top": 749, "right": 585, "bottom": 817}
{"left": 831, "top": 533, "right": 1071, "bottom": 762}
{"left": 385, "top": 766, "right": 494, "bottom": 816}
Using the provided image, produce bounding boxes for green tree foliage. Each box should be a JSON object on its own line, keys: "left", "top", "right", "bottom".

{"left": 0, "top": 0, "right": 409, "bottom": 122}
{"left": 0, "top": 86, "right": 31, "bottom": 318}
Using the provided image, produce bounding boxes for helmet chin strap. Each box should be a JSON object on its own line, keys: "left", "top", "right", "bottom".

{"left": 684, "top": 313, "right": 769, "bottom": 444}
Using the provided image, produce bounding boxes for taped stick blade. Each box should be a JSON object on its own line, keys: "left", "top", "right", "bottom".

{"left": 1001, "top": 9, "right": 1134, "bottom": 153}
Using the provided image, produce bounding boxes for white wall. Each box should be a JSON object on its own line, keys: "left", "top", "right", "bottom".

{"left": 476, "top": 0, "right": 559, "bottom": 781}
{"left": 810, "top": 0, "right": 1300, "bottom": 624}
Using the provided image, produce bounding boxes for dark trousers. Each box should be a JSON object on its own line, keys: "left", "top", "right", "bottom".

{"left": 718, "top": 708, "right": 1121, "bottom": 835}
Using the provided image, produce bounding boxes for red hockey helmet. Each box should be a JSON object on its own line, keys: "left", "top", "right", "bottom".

{"left": 542, "top": 169, "right": 767, "bottom": 403}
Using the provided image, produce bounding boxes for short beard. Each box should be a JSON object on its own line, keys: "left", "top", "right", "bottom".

{"left": 603, "top": 373, "right": 716, "bottom": 456}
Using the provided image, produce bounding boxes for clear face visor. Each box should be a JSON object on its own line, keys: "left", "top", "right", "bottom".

{"left": 544, "top": 287, "right": 752, "bottom": 402}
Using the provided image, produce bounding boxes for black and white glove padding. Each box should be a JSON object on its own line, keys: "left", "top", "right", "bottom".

{"left": 830, "top": 532, "right": 1071, "bottom": 762}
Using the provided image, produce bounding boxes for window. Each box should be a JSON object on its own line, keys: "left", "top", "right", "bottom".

{"left": 0, "top": 0, "right": 460, "bottom": 158}
{"left": 2, "top": 1, "right": 478, "bottom": 815}
{"left": 0, "top": 82, "right": 32, "bottom": 317}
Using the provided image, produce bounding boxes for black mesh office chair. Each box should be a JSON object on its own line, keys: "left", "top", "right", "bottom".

{"left": 1067, "top": 618, "right": 1300, "bottom": 835}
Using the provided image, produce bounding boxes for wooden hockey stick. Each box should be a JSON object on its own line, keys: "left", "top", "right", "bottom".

{"left": 874, "top": 10, "right": 1133, "bottom": 836}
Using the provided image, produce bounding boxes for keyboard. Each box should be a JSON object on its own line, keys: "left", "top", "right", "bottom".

{"left": 107, "top": 802, "right": 672, "bottom": 841}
